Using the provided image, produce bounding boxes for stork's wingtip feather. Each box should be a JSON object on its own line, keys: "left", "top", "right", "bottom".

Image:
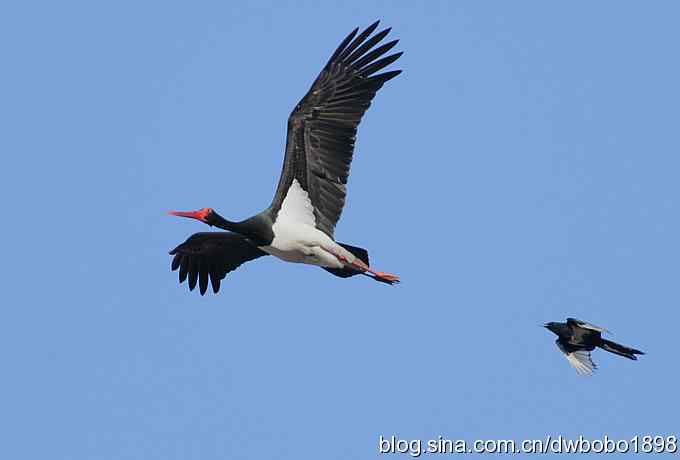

{"left": 377, "top": 69, "right": 402, "bottom": 83}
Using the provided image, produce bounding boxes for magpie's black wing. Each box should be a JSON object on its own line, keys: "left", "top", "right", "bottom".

{"left": 567, "top": 318, "right": 610, "bottom": 335}
{"left": 169, "top": 232, "right": 267, "bottom": 295}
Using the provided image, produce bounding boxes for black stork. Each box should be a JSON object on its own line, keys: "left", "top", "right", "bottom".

{"left": 168, "top": 21, "right": 403, "bottom": 295}
{"left": 544, "top": 318, "right": 645, "bottom": 375}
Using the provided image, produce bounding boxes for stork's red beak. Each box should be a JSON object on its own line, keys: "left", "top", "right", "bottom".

{"left": 168, "top": 208, "right": 213, "bottom": 222}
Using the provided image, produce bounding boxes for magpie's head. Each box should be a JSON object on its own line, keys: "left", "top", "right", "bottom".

{"left": 543, "top": 322, "right": 561, "bottom": 335}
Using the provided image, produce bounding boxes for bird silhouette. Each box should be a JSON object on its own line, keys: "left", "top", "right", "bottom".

{"left": 544, "top": 318, "right": 644, "bottom": 375}
{"left": 168, "top": 21, "right": 404, "bottom": 294}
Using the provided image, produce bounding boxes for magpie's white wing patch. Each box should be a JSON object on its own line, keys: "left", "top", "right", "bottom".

{"left": 556, "top": 341, "right": 597, "bottom": 376}
{"left": 568, "top": 318, "right": 611, "bottom": 335}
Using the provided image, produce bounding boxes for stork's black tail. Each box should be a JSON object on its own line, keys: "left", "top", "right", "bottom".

{"left": 322, "top": 243, "right": 369, "bottom": 278}
{"left": 599, "top": 339, "right": 645, "bottom": 360}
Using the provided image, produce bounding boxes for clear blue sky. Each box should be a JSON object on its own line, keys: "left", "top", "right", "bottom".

{"left": 2, "top": 1, "right": 679, "bottom": 458}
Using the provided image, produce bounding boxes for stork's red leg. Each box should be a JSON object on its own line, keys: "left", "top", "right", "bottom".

{"left": 329, "top": 250, "right": 400, "bottom": 284}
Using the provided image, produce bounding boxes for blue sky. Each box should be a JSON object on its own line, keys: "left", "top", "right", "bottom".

{"left": 2, "top": 1, "right": 679, "bottom": 458}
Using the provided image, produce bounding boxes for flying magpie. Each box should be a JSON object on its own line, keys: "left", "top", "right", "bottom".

{"left": 544, "top": 318, "right": 645, "bottom": 375}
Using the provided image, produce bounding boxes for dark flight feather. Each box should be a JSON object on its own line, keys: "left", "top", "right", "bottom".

{"left": 169, "top": 232, "right": 267, "bottom": 295}
{"left": 270, "top": 21, "right": 402, "bottom": 238}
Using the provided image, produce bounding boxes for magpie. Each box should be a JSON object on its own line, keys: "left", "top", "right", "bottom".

{"left": 544, "top": 318, "right": 645, "bottom": 375}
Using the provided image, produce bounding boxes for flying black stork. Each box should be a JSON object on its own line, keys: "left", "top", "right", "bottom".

{"left": 168, "top": 21, "right": 403, "bottom": 295}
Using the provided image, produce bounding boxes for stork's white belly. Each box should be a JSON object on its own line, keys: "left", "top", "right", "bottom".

{"left": 262, "top": 178, "right": 355, "bottom": 268}
{"left": 258, "top": 222, "right": 346, "bottom": 268}
{"left": 259, "top": 243, "right": 342, "bottom": 267}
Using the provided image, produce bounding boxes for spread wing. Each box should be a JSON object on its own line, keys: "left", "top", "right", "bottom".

{"left": 169, "top": 232, "right": 267, "bottom": 295}
{"left": 556, "top": 341, "right": 597, "bottom": 376}
{"left": 567, "top": 318, "right": 611, "bottom": 335}
{"left": 270, "top": 20, "right": 402, "bottom": 238}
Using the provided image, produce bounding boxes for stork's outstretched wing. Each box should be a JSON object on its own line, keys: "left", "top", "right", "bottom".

{"left": 270, "top": 21, "right": 402, "bottom": 238}
{"left": 169, "top": 232, "right": 267, "bottom": 295}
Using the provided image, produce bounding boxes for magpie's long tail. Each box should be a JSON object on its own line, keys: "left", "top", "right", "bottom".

{"left": 599, "top": 339, "right": 645, "bottom": 360}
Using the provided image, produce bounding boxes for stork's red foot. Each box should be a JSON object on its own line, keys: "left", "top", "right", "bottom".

{"left": 372, "top": 271, "right": 400, "bottom": 285}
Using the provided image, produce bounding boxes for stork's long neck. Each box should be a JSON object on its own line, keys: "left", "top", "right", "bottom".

{"left": 210, "top": 213, "right": 244, "bottom": 233}
{"left": 211, "top": 211, "right": 274, "bottom": 246}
